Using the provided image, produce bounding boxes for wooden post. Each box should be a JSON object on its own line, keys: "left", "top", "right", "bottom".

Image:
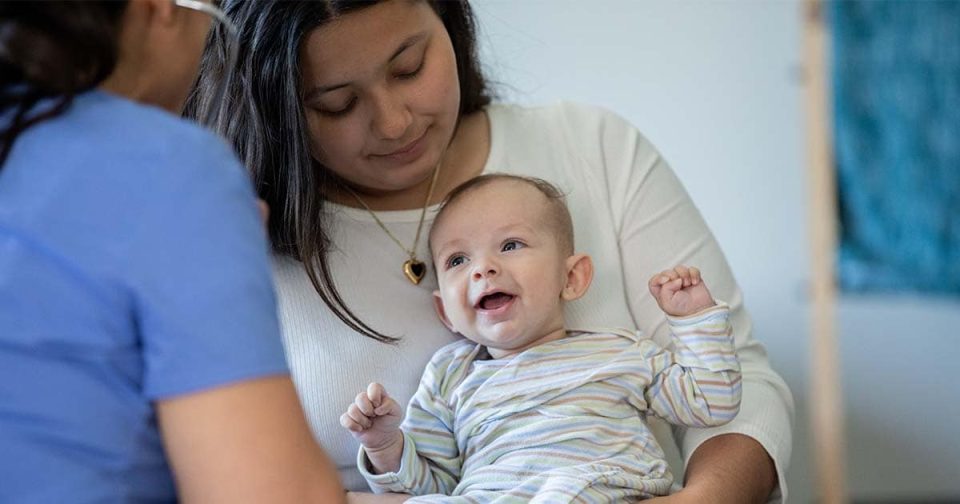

{"left": 802, "top": 0, "right": 847, "bottom": 502}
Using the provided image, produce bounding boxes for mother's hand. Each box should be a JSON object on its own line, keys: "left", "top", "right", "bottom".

{"left": 346, "top": 491, "right": 410, "bottom": 503}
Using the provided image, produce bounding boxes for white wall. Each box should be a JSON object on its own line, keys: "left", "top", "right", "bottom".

{"left": 472, "top": 1, "right": 960, "bottom": 502}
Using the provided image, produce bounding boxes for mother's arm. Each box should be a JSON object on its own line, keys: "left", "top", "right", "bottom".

{"left": 672, "top": 433, "right": 778, "bottom": 503}
{"left": 345, "top": 492, "right": 411, "bottom": 503}
{"left": 591, "top": 107, "right": 794, "bottom": 502}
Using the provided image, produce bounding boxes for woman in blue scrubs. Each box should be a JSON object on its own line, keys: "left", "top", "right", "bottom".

{"left": 0, "top": 1, "right": 344, "bottom": 502}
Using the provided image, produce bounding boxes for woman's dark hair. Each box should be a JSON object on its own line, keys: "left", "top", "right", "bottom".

{"left": 186, "top": 0, "right": 492, "bottom": 343}
{"left": 0, "top": 1, "right": 128, "bottom": 168}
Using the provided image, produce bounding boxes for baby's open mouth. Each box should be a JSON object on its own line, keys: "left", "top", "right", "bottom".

{"left": 476, "top": 292, "right": 515, "bottom": 310}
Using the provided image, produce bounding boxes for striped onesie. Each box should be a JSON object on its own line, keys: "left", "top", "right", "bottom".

{"left": 358, "top": 304, "right": 741, "bottom": 503}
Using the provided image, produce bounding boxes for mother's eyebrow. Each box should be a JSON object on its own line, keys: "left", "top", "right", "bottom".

{"left": 303, "top": 32, "right": 429, "bottom": 99}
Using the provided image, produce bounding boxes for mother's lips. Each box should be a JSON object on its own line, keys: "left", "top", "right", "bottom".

{"left": 373, "top": 130, "right": 427, "bottom": 157}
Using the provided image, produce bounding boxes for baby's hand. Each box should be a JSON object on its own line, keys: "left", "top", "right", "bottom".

{"left": 339, "top": 382, "right": 404, "bottom": 453}
{"left": 648, "top": 265, "right": 716, "bottom": 317}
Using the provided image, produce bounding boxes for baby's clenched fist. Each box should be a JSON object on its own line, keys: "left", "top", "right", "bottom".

{"left": 648, "top": 265, "right": 716, "bottom": 317}
{"left": 339, "top": 382, "right": 403, "bottom": 453}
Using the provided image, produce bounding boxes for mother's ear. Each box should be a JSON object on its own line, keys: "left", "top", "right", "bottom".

{"left": 561, "top": 253, "right": 593, "bottom": 301}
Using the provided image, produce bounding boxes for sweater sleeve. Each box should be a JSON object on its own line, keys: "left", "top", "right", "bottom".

{"left": 358, "top": 349, "right": 462, "bottom": 496}
{"left": 561, "top": 103, "right": 795, "bottom": 502}
{"left": 639, "top": 304, "right": 741, "bottom": 427}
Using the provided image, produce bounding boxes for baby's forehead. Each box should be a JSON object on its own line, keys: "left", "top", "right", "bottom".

{"left": 439, "top": 180, "right": 553, "bottom": 223}
{"left": 458, "top": 178, "right": 552, "bottom": 208}
{"left": 431, "top": 179, "right": 566, "bottom": 246}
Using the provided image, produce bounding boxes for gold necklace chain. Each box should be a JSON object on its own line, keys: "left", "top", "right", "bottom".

{"left": 343, "top": 159, "right": 442, "bottom": 284}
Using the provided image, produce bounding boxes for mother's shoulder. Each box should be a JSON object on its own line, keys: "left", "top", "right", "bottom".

{"left": 485, "top": 100, "right": 624, "bottom": 128}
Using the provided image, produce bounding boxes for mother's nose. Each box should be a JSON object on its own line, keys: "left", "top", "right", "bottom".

{"left": 369, "top": 88, "right": 412, "bottom": 140}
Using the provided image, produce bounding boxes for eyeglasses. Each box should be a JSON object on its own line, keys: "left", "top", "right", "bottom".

{"left": 173, "top": 0, "right": 239, "bottom": 126}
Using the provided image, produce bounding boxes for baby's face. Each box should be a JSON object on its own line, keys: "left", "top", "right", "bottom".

{"left": 430, "top": 181, "right": 570, "bottom": 357}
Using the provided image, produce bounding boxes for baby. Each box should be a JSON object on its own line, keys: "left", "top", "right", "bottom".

{"left": 340, "top": 174, "right": 741, "bottom": 502}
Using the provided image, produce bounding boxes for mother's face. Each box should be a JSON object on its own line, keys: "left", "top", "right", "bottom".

{"left": 299, "top": 0, "right": 461, "bottom": 195}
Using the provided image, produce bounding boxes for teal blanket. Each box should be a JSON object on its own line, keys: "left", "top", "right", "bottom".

{"left": 832, "top": 0, "right": 960, "bottom": 295}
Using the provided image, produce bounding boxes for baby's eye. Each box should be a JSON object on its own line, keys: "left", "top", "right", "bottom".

{"left": 502, "top": 240, "right": 524, "bottom": 252}
{"left": 446, "top": 254, "right": 467, "bottom": 269}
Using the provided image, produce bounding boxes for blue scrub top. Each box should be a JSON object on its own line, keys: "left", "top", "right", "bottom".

{"left": 0, "top": 90, "right": 289, "bottom": 503}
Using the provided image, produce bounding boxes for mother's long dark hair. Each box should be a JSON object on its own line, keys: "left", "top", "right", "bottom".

{"left": 186, "top": 0, "right": 491, "bottom": 342}
{"left": 0, "top": 1, "right": 128, "bottom": 168}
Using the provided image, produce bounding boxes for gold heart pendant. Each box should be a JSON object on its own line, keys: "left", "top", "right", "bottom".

{"left": 403, "top": 259, "right": 426, "bottom": 285}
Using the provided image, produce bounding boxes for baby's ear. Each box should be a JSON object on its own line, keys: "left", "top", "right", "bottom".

{"left": 561, "top": 254, "right": 594, "bottom": 302}
{"left": 432, "top": 290, "right": 456, "bottom": 332}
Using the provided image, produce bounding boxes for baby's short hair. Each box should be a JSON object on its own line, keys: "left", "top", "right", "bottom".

{"left": 431, "top": 173, "right": 575, "bottom": 255}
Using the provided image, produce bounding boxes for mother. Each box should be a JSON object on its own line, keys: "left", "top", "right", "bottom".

{"left": 191, "top": 1, "right": 793, "bottom": 502}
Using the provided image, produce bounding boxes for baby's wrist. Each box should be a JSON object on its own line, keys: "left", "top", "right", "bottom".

{"left": 363, "top": 429, "right": 403, "bottom": 454}
{"left": 665, "top": 299, "right": 716, "bottom": 318}
{"left": 666, "top": 300, "right": 730, "bottom": 327}
{"left": 363, "top": 431, "right": 405, "bottom": 474}
{"left": 663, "top": 299, "right": 720, "bottom": 319}
{"left": 688, "top": 298, "right": 717, "bottom": 317}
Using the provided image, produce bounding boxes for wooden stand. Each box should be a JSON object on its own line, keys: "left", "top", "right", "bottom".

{"left": 802, "top": 1, "right": 848, "bottom": 502}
